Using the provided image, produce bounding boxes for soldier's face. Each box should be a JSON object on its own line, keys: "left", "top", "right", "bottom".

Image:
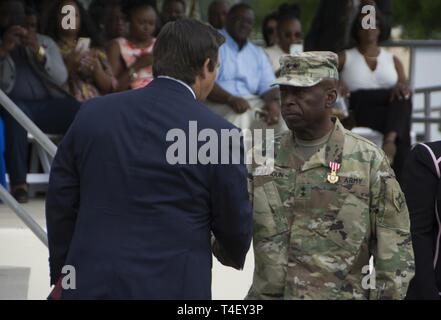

{"left": 280, "top": 83, "right": 334, "bottom": 130}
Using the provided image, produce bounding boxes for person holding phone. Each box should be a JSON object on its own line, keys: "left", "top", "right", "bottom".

{"left": 0, "top": 0, "right": 80, "bottom": 203}
{"left": 43, "top": 0, "right": 117, "bottom": 102}
{"left": 107, "top": 0, "right": 158, "bottom": 91}
{"left": 337, "top": 6, "right": 412, "bottom": 182}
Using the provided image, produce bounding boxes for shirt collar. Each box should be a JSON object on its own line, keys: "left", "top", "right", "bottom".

{"left": 157, "top": 76, "right": 196, "bottom": 100}
{"left": 221, "top": 29, "right": 249, "bottom": 52}
{"left": 276, "top": 118, "right": 346, "bottom": 172}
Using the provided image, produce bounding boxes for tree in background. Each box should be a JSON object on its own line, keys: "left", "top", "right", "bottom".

{"left": 392, "top": 0, "right": 441, "bottom": 39}
{"left": 229, "top": 0, "right": 441, "bottom": 40}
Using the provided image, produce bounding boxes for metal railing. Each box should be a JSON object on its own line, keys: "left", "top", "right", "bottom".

{"left": 411, "top": 85, "right": 441, "bottom": 142}
{"left": 383, "top": 40, "right": 441, "bottom": 90}
{"left": 382, "top": 40, "right": 441, "bottom": 142}
{"left": 0, "top": 89, "right": 54, "bottom": 247}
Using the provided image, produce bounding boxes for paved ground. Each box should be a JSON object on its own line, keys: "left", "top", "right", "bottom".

{"left": 0, "top": 198, "right": 254, "bottom": 300}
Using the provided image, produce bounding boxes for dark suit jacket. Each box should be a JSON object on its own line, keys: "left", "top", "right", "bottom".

{"left": 305, "top": 0, "right": 392, "bottom": 53}
{"left": 402, "top": 142, "right": 441, "bottom": 300}
{"left": 45, "top": 77, "right": 253, "bottom": 299}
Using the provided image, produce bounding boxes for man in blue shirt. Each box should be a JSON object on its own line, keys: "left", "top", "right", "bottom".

{"left": 207, "top": 3, "right": 286, "bottom": 135}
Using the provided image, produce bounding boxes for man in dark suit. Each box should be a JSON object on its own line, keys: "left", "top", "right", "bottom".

{"left": 305, "top": 0, "right": 392, "bottom": 53}
{"left": 45, "top": 19, "right": 253, "bottom": 300}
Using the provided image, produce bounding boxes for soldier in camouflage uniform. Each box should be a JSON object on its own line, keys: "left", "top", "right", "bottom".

{"left": 246, "top": 52, "right": 415, "bottom": 300}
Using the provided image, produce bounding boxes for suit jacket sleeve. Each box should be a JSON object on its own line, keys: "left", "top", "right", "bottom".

{"left": 401, "top": 144, "right": 440, "bottom": 299}
{"left": 210, "top": 133, "right": 253, "bottom": 270}
{"left": 45, "top": 118, "right": 80, "bottom": 286}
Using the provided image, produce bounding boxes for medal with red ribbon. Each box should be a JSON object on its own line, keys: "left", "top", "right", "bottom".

{"left": 327, "top": 162, "right": 341, "bottom": 184}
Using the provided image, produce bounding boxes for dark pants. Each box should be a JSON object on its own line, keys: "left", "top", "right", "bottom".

{"left": 1, "top": 97, "right": 80, "bottom": 185}
{"left": 349, "top": 89, "right": 413, "bottom": 182}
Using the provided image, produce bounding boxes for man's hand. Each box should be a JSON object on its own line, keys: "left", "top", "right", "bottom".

{"left": 21, "top": 28, "right": 39, "bottom": 54}
{"left": 0, "top": 26, "right": 26, "bottom": 56}
{"left": 228, "top": 96, "right": 250, "bottom": 114}
{"left": 261, "top": 100, "right": 281, "bottom": 126}
{"left": 390, "top": 81, "right": 412, "bottom": 102}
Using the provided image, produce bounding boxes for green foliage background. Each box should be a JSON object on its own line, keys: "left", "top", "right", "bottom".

{"left": 200, "top": 0, "right": 441, "bottom": 40}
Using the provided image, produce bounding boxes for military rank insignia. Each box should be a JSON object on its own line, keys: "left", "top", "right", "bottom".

{"left": 327, "top": 162, "right": 341, "bottom": 184}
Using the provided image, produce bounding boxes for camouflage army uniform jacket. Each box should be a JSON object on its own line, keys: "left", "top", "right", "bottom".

{"left": 247, "top": 119, "right": 415, "bottom": 300}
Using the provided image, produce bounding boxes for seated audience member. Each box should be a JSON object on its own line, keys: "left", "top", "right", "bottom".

{"left": 159, "top": 0, "right": 200, "bottom": 20}
{"left": 107, "top": 1, "right": 157, "bottom": 91}
{"left": 402, "top": 142, "right": 441, "bottom": 300}
{"left": 34, "top": 0, "right": 52, "bottom": 30}
{"left": 208, "top": 0, "right": 229, "bottom": 30}
{"left": 206, "top": 4, "right": 285, "bottom": 135}
{"left": 261, "top": 11, "right": 278, "bottom": 48}
{"left": 338, "top": 7, "right": 411, "bottom": 181}
{"left": 0, "top": 0, "right": 80, "bottom": 203}
{"left": 44, "top": 0, "right": 116, "bottom": 102}
{"left": 88, "top": 0, "right": 128, "bottom": 45}
{"left": 160, "top": 0, "right": 186, "bottom": 27}
{"left": 24, "top": 2, "right": 38, "bottom": 33}
{"left": 265, "top": 5, "right": 302, "bottom": 74}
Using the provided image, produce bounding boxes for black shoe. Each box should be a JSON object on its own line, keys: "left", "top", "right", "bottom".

{"left": 12, "top": 187, "right": 29, "bottom": 204}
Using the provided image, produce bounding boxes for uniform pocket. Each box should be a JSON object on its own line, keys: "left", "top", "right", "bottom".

{"left": 326, "top": 193, "right": 369, "bottom": 254}
{"left": 253, "top": 181, "right": 289, "bottom": 241}
{"left": 310, "top": 193, "right": 369, "bottom": 279}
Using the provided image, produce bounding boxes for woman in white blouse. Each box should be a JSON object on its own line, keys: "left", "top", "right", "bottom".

{"left": 338, "top": 6, "right": 412, "bottom": 180}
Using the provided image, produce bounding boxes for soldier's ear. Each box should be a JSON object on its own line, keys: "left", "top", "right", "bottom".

{"left": 325, "top": 88, "right": 338, "bottom": 109}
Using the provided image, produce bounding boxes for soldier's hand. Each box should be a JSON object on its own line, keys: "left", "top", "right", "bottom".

{"left": 228, "top": 96, "right": 250, "bottom": 114}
